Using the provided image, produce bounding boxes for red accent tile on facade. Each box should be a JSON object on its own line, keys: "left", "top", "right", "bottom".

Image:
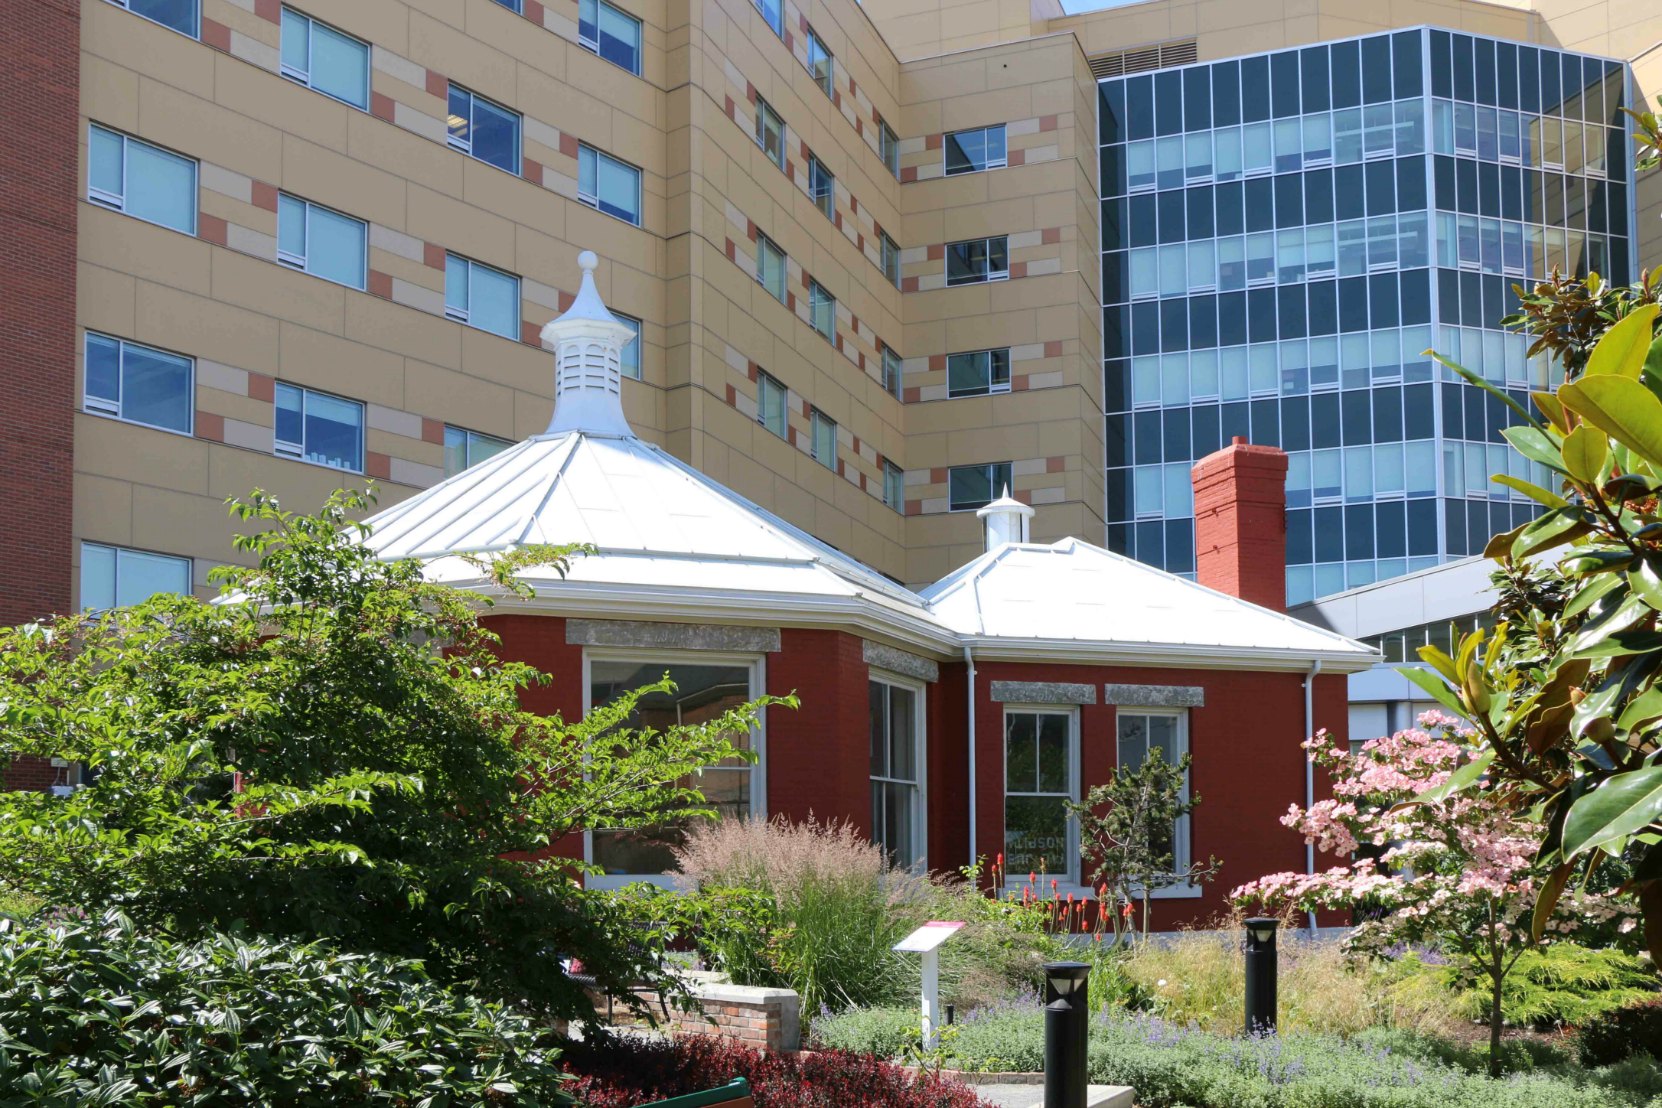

{"left": 200, "top": 17, "right": 231, "bottom": 52}
{"left": 195, "top": 411, "right": 225, "bottom": 442}
{"left": 367, "top": 269, "right": 394, "bottom": 299}
{"left": 423, "top": 242, "right": 446, "bottom": 270}
{"left": 253, "top": 0, "right": 281, "bottom": 22}
{"left": 246, "top": 373, "right": 275, "bottom": 402}
{"left": 197, "top": 214, "right": 228, "bottom": 247}
{"left": 422, "top": 417, "right": 446, "bottom": 444}
{"left": 424, "top": 69, "right": 448, "bottom": 99}
{"left": 251, "top": 181, "right": 279, "bottom": 212}
{"left": 367, "top": 451, "right": 392, "bottom": 480}
{"left": 371, "top": 92, "right": 396, "bottom": 121}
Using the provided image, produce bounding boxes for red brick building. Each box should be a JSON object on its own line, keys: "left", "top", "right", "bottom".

{"left": 359, "top": 255, "right": 1374, "bottom": 927}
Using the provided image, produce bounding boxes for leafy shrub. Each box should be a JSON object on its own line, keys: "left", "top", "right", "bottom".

{"left": 811, "top": 1001, "right": 1662, "bottom": 1107}
{"left": 0, "top": 913, "right": 570, "bottom": 1105}
{"left": 561, "top": 1033, "right": 991, "bottom": 1107}
{"left": 808, "top": 1003, "right": 921, "bottom": 1058}
{"left": 1579, "top": 997, "right": 1662, "bottom": 1067}
{"left": 1445, "top": 944, "right": 1658, "bottom": 1030}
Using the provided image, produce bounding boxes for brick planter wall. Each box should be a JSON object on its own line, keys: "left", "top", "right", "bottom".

{"left": 672, "top": 983, "right": 801, "bottom": 1052}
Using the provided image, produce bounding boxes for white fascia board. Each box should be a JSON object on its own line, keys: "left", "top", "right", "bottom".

{"left": 953, "top": 635, "right": 1381, "bottom": 674}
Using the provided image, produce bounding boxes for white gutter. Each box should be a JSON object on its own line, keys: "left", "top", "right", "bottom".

{"left": 1303, "top": 659, "right": 1322, "bottom": 936}
{"left": 964, "top": 645, "right": 978, "bottom": 871}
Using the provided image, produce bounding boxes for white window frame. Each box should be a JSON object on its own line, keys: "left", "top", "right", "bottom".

{"left": 878, "top": 117, "right": 900, "bottom": 178}
{"left": 753, "top": 0, "right": 782, "bottom": 36}
{"left": 444, "top": 253, "right": 521, "bottom": 338}
{"left": 870, "top": 672, "right": 928, "bottom": 871}
{"left": 945, "top": 236, "right": 1009, "bottom": 286}
{"left": 757, "top": 370, "right": 787, "bottom": 438}
{"left": 83, "top": 332, "right": 195, "bottom": 436}
{"left": 881, "top": 345, "right": 903, "bottom": 398}
{"left": 1114, "top": 707, "right": 1199, "bottom": 899}
{"left": 882, "top": 460, "right": 904, "bottom": 510}
{"left": 614, "top": 311, "right": 643, "bottom": 379}
{"left": 810, "top": 407, "right": 837, "bottom": 469}
{"left": 279, "top": 7, "right": 370, "bottom": 110}
{"left": 805, "top": 26, "right": 834, "bottom": 98}
{"left": 104, "top": 0, "right": 200, "bottom": 38}
{"left": 755, "top": 97, "right": 786, "bottom": 171}
{"left": 808, "top": 280, "right": 836, "bottom": 341}
{"left": 86, "top": 125, "right": 198, "bottom": 235}
{"left": 273, "top": 381, "right": 365, "bottom": 473}
{"left": 577, "top": 0, "right": 642, "bottom": 76}
{"left": 757, "top": 233, "right": 787, "bottom": 302}
{"left": 948, "top": 461, "right": 1013, "bottom": 512}
{"left": 944, "top": 123, "right": 1007, "bottom": 176}
{"left": 946, "top": 348, "right": 1012, "bottom": 398}
{"left": 580, "top": 647, "right": 767, "bottom": 890}
{"left": 808, "top": 153, "right": 835, "bottom": 220}
{"left": 578, "top": 144, "right": 643, "bottom": 227}
{"left": 1001, "top": 704, "right": 1080, "bottom": 890}
{"left": 277, "top": 193, "right": 367, "bottom": 290}
{"left": 80, "top": 541, "right": 193, "bottom": 612}
{"left": 446, "top": 83, "right": 522, "bottom": 175}
{"left": 880, "top": 231, "right": 901, "bottom": 287}
{"left": 443, "top": 424, "right": 512, "bottom": 476}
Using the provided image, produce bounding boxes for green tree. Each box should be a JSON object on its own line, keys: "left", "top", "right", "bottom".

{"left": 1067, "top": 747, "right": 1218, "bottom": 940}
{"left": 0, "top": 488, "right": 787, "bottom": 1022}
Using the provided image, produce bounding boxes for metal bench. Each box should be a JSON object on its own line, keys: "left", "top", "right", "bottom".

{"left": 638, "top": 1078, "right": 753, "bottom": 1107}
{"left": 561, "top": 958, "right": 670, "bottom": 1023}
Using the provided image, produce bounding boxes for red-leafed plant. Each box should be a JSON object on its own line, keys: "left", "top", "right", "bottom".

{"left": 562, "top": 1033, "right": 993, "bottom": 1107}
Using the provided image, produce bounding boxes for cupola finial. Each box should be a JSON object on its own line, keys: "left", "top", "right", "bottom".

{"left": 539, "top": 250, "right": 638, "bottom": 437}
{"left": 976, "top": 486, "right": 1034, "bottom": 552}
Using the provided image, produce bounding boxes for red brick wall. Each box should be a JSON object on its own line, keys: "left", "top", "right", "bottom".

{"left": 0, "top": 0, "right": 79, "bottom": 791}
{"left": 0, "top": 0, "right": 78, "bottom": 628}
{"left": 765, "top": 629, "right": 869, "bottom": 834}
{"left": 1192, "top": 439, "right": 1289, "bottom": 611}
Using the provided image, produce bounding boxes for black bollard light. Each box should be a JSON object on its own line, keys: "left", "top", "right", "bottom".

{"left": 1042, "top": 961, "right": 1090, "bottom": 1108}
{"left": 944, "top": 1003, "right": 955, "bottom": 1026}
{"left": 1244, "top": 917, "right": 1279, "bottom": 1035}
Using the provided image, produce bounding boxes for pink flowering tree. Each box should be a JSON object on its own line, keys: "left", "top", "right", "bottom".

{"left": 1232, "top": 711, "right": 1633, "bottom": 1075}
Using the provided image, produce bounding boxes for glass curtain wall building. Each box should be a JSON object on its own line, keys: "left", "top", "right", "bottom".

{"left": 1098, "top": 28, "right": 1636, "bottom": 605}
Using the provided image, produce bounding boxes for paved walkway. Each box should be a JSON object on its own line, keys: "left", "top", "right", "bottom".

{"left": 971, "top": 1084, "right": 1133, "bottom": 1107}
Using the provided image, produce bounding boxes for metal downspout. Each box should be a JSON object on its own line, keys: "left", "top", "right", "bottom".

{"left": 965, "top": 646, "right": 977, "bottom": 873}
{"left": 1304, "top": 659, "right": 1323, "bottom": 936}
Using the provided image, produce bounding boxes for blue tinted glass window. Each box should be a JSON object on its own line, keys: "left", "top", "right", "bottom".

{"left": 1331, "top": 40, "right": 1361, "bottom": 109}
{"left": 1301, "top": 46, "right": 1330, "bottom": 112}
{"left": 1183, "top": 67, "right": 1210, "bottom": 131}
{"left": 1211, "top": 61, "right": 1240, "bottom": 126}
{"left": 1241, "top": 56, "right": 1270, "bottom": 122}
{"left": 1271, "top": 51, "right": 1299, "bottom": 118}
{"left": 125, "top": 0, "right": 198, "bottom": 36}
{"left": 1155, "top": 71, "right": 1182, "bottom": 135}
{"left": 1430, "top": 31, "right": 1453, "bottom": 98}
{"left": 1496, "top": 41, "right": 1519, "bottom": 109}
{"left": 1474, "top": 37, "right": 1496, "bottom": 106}
{"left": 1126, "top": 75, "right": 1154, "bottom": 140}
{"left": 1100, "top": 82, "right": 1126, "bottom": 144}
{"left": 1362, "top": 35, "right": 1392, "bottom": 103}
{"left": 1453, "top": 35, "right": 1476, "bottom": 102}
{"left": 1392, "top": 30, "right": 1422, "bottom": 98}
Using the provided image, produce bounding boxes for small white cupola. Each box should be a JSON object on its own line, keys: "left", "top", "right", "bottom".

{"left": 539, "top": 250, "right": 638, "bottom": 437}
{"left": 975, "top": 487, "right": 1034, "bottom": 552}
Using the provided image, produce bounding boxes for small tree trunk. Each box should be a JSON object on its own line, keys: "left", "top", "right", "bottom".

{"left": 1488, "top": 968, "right": 1503, "bottom": 1078}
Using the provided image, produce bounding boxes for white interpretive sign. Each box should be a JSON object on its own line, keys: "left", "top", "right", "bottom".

{"left": 893, "top": 921, "right": 966, "bottom": 1048}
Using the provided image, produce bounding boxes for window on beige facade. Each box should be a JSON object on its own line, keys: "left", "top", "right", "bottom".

{"left": 806, "top": 27, "right": 834, "bottom": 99}
{"left": 275, "top": 383, "right": 364, "bottom": 473}
{"left": 753, "top": 0, "right": 782, "bottom": 37}
{"left": 445, "top": 253, "right": 521, "bottom": 339}
{"left": 757, "top": 234, "right": 787, "bottom": 302}
{"left": 106, "top": 0, "right": 198, "bottom": 38}
{"left": 879, "top": 117, "right": 900, "bottom": 178}
{"left": 84, "top": 332, "right": 193, "bottom": 436}
{"left": 810, "top": 408, "right": 837, "bottom": 469}
{"left": 81, "top": 543, "right": 192, "bottom": 612}
{"left": 945, "top": 124, "right": 1007, "bottom": 176}
{"left": 808, "top": 154, "right": 835, "bottom": 220}
{"left": 946, "top": 236, "right": 1008, "bottom": 286}
{"left": 808, "top": 280, "right": 836, "bottom": 341}
{"left": 882, "top": 460, "right": 904, "bottom": 510}
{"left": 280, "top": 8, "right": 369, "bottom": 110}
{"left": 757, "top": 371, "right": 788, "bottom": 437}
{"left": 881, "top": 345, "right": 903, "bottom": 398}
{"left": 947, "top": 348, "right": 1011, "bottom": 398}
{"left": 579, "top": 0, "right": 641, "bottom": 76}
{"left": 755, "top": 98, "right": 786, "bottom": 171}
{"left": 615, "top": 312, "right": 642, "bottom": 378}
{"left": 88, "top": 125, "right": 197, "bottom": 235}
{"left": 881, "top": 231, "right": 901, "bottom": 286}
{"left": 578, "top": 145, "right": 641, "bottom": 225}
{"left": 948, "top": 462, "right": 1012, "bottom": 511}
{"left": 277, "top": 193, "right": 366, "bottom": 289}
{"left": 447, "top": 84, "right": 521, "bottom": 175}
{"left": 444, "top": 426, "right": 512, "bottom": 477}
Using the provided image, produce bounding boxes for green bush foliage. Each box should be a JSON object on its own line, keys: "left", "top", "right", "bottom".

{"left": 812, "top": 1002, "right": 1662, "bottom": 1108}
{"left": 0, "top": 912, "right": 570, "bottom": 1106}
{"left": 1579, "top": 998, "right": 1662, "bottom": 1067}
{"left": 1446, "top": 944, "right": 1658, "bottom": 1029}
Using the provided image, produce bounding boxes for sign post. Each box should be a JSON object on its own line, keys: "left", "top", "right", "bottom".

{"left": 893, "top": 921, "right": 965, "bottom": 1049}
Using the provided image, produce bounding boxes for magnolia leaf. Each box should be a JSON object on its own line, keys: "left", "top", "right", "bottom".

{"left": 1633, "top": 561, "right": 1662, "bottom": 612}
{"left": 1559, "top": 375, "right": 1662, "bottom": 470}
{"left": 1484, "top": 521, "right": 1527, "bottom": 560}
{"left": 1562, "top": 765, "right": 1662, "bottom": 859}
{"left": 1533, "top": 390, "right": 1569, "bottom": 432}
{"left": 1531, "top": 862, "right": 1574, "bottom": 943}
{"left": 1502, "top": 425, "right": 1569, "bottom": 474}
{"left": 1563, "top": 571, "right": 1626, "bottom": 620}
{"left": 1583, "top": 303, "right": 1661, "bottom": 378}
{"left": 1399, "top": 663, "right": 1469, "bottom": 717}
{"left": 1647, "top": 334, "right": 1662, "bottom": 384}
{"left": 1411, "top": 748, "right": 1494, "bottom": 807}
{"left": 1512, "top": 510, "right": 1594, "bottom": 560}
{"left": 1567, "top": 629, "right": 1662, "bottom": 659}
{"left": 1490, "top": 474, "right": 1567, "bottom": 510}
{"left": 1561, "top": 424, "right": 1610, "bottom": 486}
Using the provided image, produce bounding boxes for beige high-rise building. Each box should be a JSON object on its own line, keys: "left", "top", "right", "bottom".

{"left": 2, "top": 0, "right": 1657, "bottom": 621}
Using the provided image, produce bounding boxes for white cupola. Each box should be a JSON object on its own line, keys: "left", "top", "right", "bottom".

{"left": 539, "top": 250, "right": 639, "bottom": 437}
{"left": 975, "top": 487, "right": 1034, "bottom": 552}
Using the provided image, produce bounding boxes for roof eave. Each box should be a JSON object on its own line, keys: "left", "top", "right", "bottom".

{"left": 953, "top": 634, "right": 1381, "bottom": 673}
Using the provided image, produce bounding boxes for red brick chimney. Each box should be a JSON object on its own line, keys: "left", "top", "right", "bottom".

{"left": 1191, "top": 437, "right": 1288, "bottom": 611}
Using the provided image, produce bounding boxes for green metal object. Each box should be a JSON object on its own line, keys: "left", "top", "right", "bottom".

{"left": 637, "top": 1077, "right": 752, "bottom": 1107}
